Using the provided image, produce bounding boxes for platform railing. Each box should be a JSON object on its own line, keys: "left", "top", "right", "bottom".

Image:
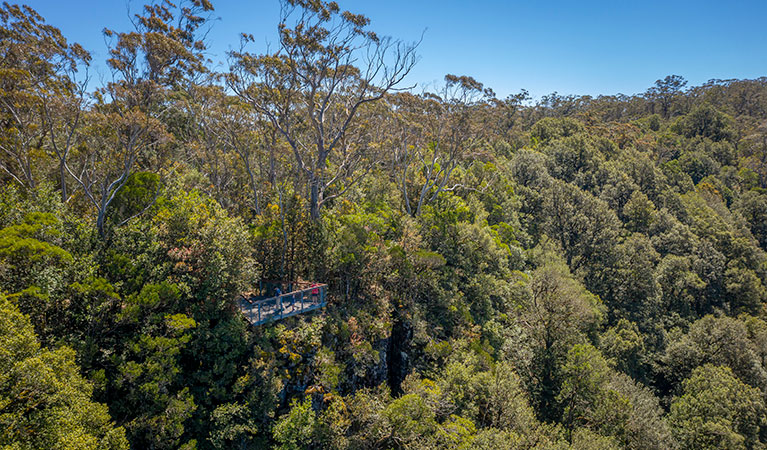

{"left": 239, "top": 284, "right": 327, "bottom": 326}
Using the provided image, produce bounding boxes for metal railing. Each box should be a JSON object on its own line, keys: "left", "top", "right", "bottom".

{"left": 238, "top": 283, "right": 327, "bottom": 326}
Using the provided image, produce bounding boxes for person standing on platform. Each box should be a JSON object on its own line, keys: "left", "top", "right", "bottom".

{"left": 311, "top": 283, "right": 320, "bottom": 303}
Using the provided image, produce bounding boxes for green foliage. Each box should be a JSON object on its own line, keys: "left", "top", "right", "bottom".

{"left": 678, "top": 151, "right": 721, "bottom": 184}
{"left": 0, "top": 294, "right": 128, "bottom": 449}
{"left": 530, "top": 117, "right": 585, "bottom": 145}
{"left": 622, "top": 190, "right": 656, "bottom": 233}
{"left": 0, "top": 212, "right": 80, "bottom": 340}
{"left": 670, "top": 364, "right": 766, "bottom": 450}
{"left": 558, "top": 344, "right": 613, "bottom": 433}
{"left": 558, "top": 344, "right": 673, "bottom": 449}
{"left": 605, "top": 233, "right": 662, "bottom": 325}
{"left": 273, "top": 398, "right": 329, "bottom": 450}
{"left": 512, "top": 247, "right": 605, "bottom": 421}
{"left": 4, "top": 5, "right": 767, "bottom": 447}
{"left": 0, "top": 212, "right": 72, "bottom": 289}
{"left": 662, "top": 315, "right": 767, "bottom": 394}
{"left": 540, "top": 179, "right": 621, "bottom": 273}
{"left": 672, "top": 105, "right": 734, "bottom": 142}
{"left": 655, "top": 254, "right": 706, "bottom": 319}
{"left": 599, "top": 319, "right": 646, "bottom": 379}
{"left": 108, "top": 171, "right": 161, "bottom": 226}
{"left": 0, "top": 212, "right": 70, "bottom": 263}
{"left": 570, "top": 429, "right": 621, "bottom": 450}
{"left": 208, "top": 402, "right": 259, "bottom": 449}
{"left": 252, "top": 193, "right": 313, "bottom": 284}
{"left": 384, "top": 393, "right": 439, "bottom": 446}
{"left": 151, "top": 188, "right": 256, "bottom": 302}
{"left": 112, "top": 284, "right": 199, "bottom": 449}
{"left": 734, "top": 190, "right": 767, "bottom": 250}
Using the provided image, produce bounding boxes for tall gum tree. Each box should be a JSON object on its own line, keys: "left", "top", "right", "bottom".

{"left": 392, "top": 74, "right": 492, "bottom": 216}
{"left": 64, "top": 0, "right": 214, "bottom": 238}
{"left": 0, "top": 4, "right": 90, "bottom": 198}
{"left": 228, "top": 0, "right": 419, "bottom": 220}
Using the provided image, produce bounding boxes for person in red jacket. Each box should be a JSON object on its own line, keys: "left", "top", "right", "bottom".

{"left": 311, "top": 283, "right": 320, "bottom": 303}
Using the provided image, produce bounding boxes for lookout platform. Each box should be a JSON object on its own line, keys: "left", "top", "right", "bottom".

{"left": 238, "top": 283, "right": 327, "bottom": 326}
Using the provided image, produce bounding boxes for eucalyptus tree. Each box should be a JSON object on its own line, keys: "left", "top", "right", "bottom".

{"left": 392, "top": 74, "right": 492, "bottom": 217}
{"left": 490, "top": 89, "right": 531, "bottom": 143}
{"left": 64, "top": 0, "right": 214, "bottom": 237}
{"left": 40, "top": 58, "right": 90, "bottom": 203}
{"left": 228, "top": 0, "right": 418, "bottom": 220}
{"left": 175, "top": 84, "right": 243, "bottom": 210}
{"left": 0, "top": 3, "right": 89, "bottom": 196}
{"left": 200, "top": 87, "right": 272, "bottom": 215}
{"left": 645, "top": 75, "right": 687, "bottom": 118}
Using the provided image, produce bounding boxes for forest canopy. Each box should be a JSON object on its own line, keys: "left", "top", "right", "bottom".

{"left": 2, "top": 1, "right": 767, "bottom": 449}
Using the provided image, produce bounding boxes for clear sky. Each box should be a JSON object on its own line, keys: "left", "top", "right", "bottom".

{"left": 20, "top": 0, "right": 767, "bottom": 100}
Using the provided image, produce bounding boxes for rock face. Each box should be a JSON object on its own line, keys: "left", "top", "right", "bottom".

{"left": 387, "top": 317, "right": 413, "bottom": 395}
{"left": 370, "top": 337, "right": 389, "bottom": 386}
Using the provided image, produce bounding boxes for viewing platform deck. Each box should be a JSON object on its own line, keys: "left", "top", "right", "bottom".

{"left": 238, "top": 283, "right": 327, "bottom": 326}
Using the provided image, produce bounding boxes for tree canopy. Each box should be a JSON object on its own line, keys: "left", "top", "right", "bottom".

{"left": 2, "top": 1, "right": 767, "bottom": 449}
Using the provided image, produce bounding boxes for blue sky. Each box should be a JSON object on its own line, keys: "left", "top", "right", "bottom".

{"left": 21, "top": 0, "right": 767, "bottom": 100}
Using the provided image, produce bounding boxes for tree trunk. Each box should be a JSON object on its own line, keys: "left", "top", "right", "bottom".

{"left": 97, "top": 209, "right": 106, "bottom": 239}
{"left": 247, "top": 166, "right": 260, "bottom": 215}
{"left": 59, "top": 160, "right": 67, "bottom": 203}
{"left": 309, "top": 177, "right": 321, "bottom": 221}
{"left": 279, "top": 189, "right": 287, "bottom": 281}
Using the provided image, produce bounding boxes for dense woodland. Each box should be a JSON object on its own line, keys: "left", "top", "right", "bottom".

{"left": 2, "top": 1, "right": 767, "bottom": 449}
